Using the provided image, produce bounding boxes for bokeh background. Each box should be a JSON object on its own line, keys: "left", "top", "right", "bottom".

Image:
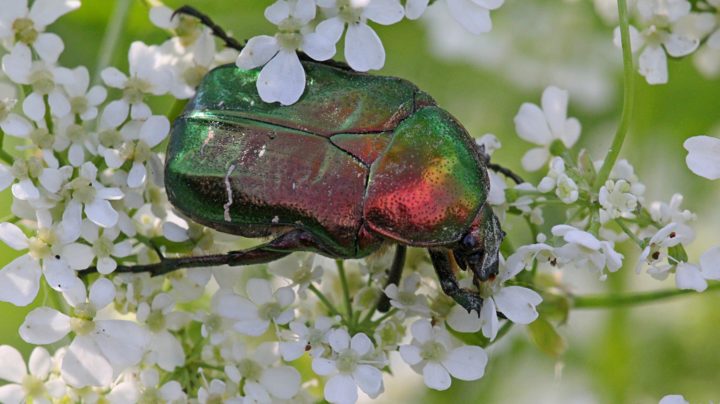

{"left": 1, "top": 0, "right": 719, "bottom": 402}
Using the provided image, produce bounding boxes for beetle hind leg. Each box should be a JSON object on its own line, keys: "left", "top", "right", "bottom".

{"left": 376, "top": 245, "right": 407, "bottom": 313}
{"left": 428, "top": 249, "right": 484, "bottom": 314}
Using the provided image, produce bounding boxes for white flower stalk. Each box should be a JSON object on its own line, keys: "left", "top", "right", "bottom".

{"left": 214, "top": 278, "right": 296, "bottom": 336}
{"left": 19, "top": 278, "right": 150, "bottom": 388}
{"left": 0, "top": 0, "right": 80, "bottom": 63}
{"left": 101, "top": 41, "right": 172, "bottom": 124}
{"left": 683, "top": 135, "right": 720, "bottom": 180}
{"left": 237, "top": 0, "right": 337, "bottom": 105}
{"left": 0, "top": 345, "right": 66, "bottom": 403}
{"left": 614, "top": 0, "right": 709, "bottom": 84}
{"left": 399, "top": 319, "right": 487, "bottom": 391}
{"left": 2, "top": 44, "right": 70, "bottom": 121}
{"left": 315, "top": 0, "right": 404, "bottom": 72}
{"left": 552, "top": 224, "right": 624, "bottom": 280}
{"left": 514, "top": 86, "right": 581, "bottom": 171}
{"left": 312, "top": 328, "right": 386, "bottom": 403}
{"left": 383, "top": 272, "right": 431, "bottom": 316}
{"left": 225, "top": 342, "right": 302, "bottom": 401}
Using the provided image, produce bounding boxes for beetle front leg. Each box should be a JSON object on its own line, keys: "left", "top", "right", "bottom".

{"left": 428, "top": 249, "right": 484, "bottom": 314}
{"left": 172, "top": 5, "right": 246, "bottom": 51}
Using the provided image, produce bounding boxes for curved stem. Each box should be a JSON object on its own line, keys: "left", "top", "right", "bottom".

{"left": 592, "top": 0, "right": 635, "bottom": 193}
{"left": 308, "top": 284, "right": 342, "bottom": 318}
{"left": 573, "top": 282, "right": 720, "bottom": 309}
{"left": 336, "top": 260, "right": 354, "bottom": 321}
{"left": 93, "top": 0, "right": 133, "bottom": 85}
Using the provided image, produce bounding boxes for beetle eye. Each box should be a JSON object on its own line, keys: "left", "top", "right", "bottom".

{"left": 462, "top": 233, "right": 478, "bottom": 250}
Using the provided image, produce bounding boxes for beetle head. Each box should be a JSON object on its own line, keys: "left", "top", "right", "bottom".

{"left": 452, "top": 203, "right": 504, "bottom": 283}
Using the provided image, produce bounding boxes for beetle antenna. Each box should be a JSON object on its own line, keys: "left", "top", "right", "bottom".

{"left": 487, "top": 162, "right": 525, "bottom": 185}
{"left": 172, "top": 5, "right": 246, "bottom": 51}
{"left": 173, "top": 5, "right": 353, "bottom": 71}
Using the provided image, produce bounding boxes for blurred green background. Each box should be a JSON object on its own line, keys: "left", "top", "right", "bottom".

{"left": 1, "top": 0, "right": 719, "bottom": 402}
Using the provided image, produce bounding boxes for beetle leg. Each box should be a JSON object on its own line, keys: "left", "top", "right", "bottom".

{"left": 428, "top": 249, "right": 484, "bottom": 314}
{"left": 376, "top": 245, "right": 408, "bottom": 313}
{"left": 172, "top": 5, "right": 246, "bottom": 51}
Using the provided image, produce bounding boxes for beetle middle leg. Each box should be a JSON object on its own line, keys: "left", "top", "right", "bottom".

{"left": 428, "top": 249, "right": 484, "bottom": 314}
{"left": 376, "top": 245, "right": 408, "bottom": 313}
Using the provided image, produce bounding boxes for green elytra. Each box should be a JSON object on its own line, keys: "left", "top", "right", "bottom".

{"left": 166, "top": 62, "right": 488, "bottom": 258}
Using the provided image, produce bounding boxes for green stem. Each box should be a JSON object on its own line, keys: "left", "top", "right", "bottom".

{"left": 0, "top": 131, "right": 13, "bottom": 164}
{"left": 592, "top": 0, "right": 635, "bottom": 193}
{"left": 308, "top": 284, "right": 342, "bottom": 318}
{"left": 336, "top": 260, "right": 353, "bottom": 321}
{"left": 369, "top": 308, "right": 397, "bottom": 327}
{"left": 614, "top": 218, "right": 643, "bottom": 247}
{"left": 573, "top": 282, "right": 720, "bottom": 309}
{"left": 43, "top": 95, "right": 54, "bottom": 134}
{"left": 93, "top": 0, "right": 133, "bottom": 85}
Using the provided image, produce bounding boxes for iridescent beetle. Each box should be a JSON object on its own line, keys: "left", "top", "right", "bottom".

{"left": 164, "top": 7, "right": 505, "bottom": 313}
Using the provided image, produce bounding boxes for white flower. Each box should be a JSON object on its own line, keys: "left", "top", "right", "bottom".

{"left": 683, "top": 135, "right": 720, "bottom": 180}
{"left": 312, "top": 328, "right": 386, "bottom": 403}
{"left": 280, "top": 316, "right": 336, "bottom": 361}
{"left": 476, "top": 133, "right": 501, "bottom": 155}
{"left": 636, "top": 222, "right": 693, "bottom": 278}
{"left": 649, "top": 193, "right": 695, "bottom": 226}
{"left": 552, "top": 225, "right": 624, "bottom": 280}
{"left": 659, "top": 395, "right": 689, "bottom": 404}
{"left": 614, "top": 0, "right": 705, "bottom": 84}
{"left": 383, "top": 272, "right": 430, "bottom": 316}
{"left": 399, "top": 319, "right": 487, "bottom": 391}
{"left": 0, "top": 82, "right": 32, "bottom": 137}
{"left": 506, "top": 242, "right": 556, "bottom": 273}
{"left": 106, "top": 368, "right": 186, "bottom": 404}
{"left": 269, "top": 252, "right": 324, "bottom": 296}
{"left": 598, "top": 179, "right": 639, "bottom": 223}
{"left": 19, "top": 278, "right": 149, "bottom": 388}
{"left": 537, "top": 157, "right": 579, "bottom": 204}
{"left": 214, "top": 278, "right": 295, "bottom": 336}
{"left": 514, "top": 86, "right": 581, "bottom": 171}
{"left": 675, "top": 247, "right": 720, "bottom": 292}
{"left": 197, "top": 379, "right": 230, "bottom": 404}
{"left": 0, "top": 345, "right": 65, "bottom": 403}
{"left": 55, "top": 65, "right": 107, "bottom": 121}
{"left": 101, "top": 42, "right": 172, "bottom": 124}
{"left": 315, "top": 0, "right": 404, "bottom": 72}
{"left": 447, "top": 256, "right": 542, "bottom": 340}
{"left": 405, "top": 0, "right": 503, "bottom": 34}
{"left": 2, "top": 44, "right": 70, "bottom": 121}
{"left": 136, "top": 293, "right": 188, "bottom": 371}
{"left": 79, "top": 220, "right": 134, "bottom": 275}
{"left": 237, "top": 0, "right": 336, "bottom": 105}
{"left": 225, "top": 342, "right": 302, "bottom": 401}
{"left": 0, "top": 0, "right": 80, "bottom": 62}
{"left": 65, "top": 162, "right": 124, "bottom": 228}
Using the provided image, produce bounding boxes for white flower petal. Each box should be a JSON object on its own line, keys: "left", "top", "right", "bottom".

{"left": 521, "top": 147, "right": 550, "bottom": 172}
{"left": 684, "top": 135, "right": 720, "bottom": 180}
{"left": 12, "top": 179, "right": 39, "bottom": 200}
{"left": 480, "top": 296, "right": 499, "bottom": 339}
{"left": 94, "top": 320, "right": 149, "bottom": 369}
{"left": 514, "top": 102, "right": 553, "bottom": 145}
{"left": 234, "top": 319, "right": 270, "bottom": 336}
{"left": 676, "top": 263, "right": 707, "bottom": 292}
{"left": 23, "top": 92, "right": 46, "bottom": 122}
{"left": 328, "top": 328, "right": 351, "bottom": 352}
{"left": 246, "top": 278, "right": 274, "bottom": 305}
{"left": 0, "top": 113, "right": 32, "bottom": 137}
{"left": 638, "top": 45, "right": 668, "bottom": 85}
{"left": 19, "top": 307, "right": 71, "bottom": 344}
{"left": 29, "top": 0, "right": 81, "bottom": 27}
{"left": 399, "top": 344, "right": 422, "bottom": 365}
{"left": 493, "top": 286, "right": 542, "bottom": 324}
{"left": 62, "top": 336, "right": 113, "bottom": 388}
{"left": 257, "top": 50, "right": 306, "bottom": 105}
{"left": 442, "top": 345, "right": 488, "bottom": 381}
{"left": 140, "top": 115, "right": 170, "bottom": 148}
{"left": 151, "top": 331, "right": 185, "bottom": 371}
{"left": 446, "top": 0, "right": 492, "bottom": 35}
{"left": 540, "top": 86, "right": 568, "bottom": 137}
{"left": 0, "top": 222, "right": 29, "bottom": 250}
{"left": 364, "top": 0, "right": 404, "bottom": 25}
{"left": 422, "top": 362, "right": 451, "bottom": 391}
{"left": 447, "top": 305, "right": 482, "bottom": 333}
{"left": 700, "top": 246, "right": 720, "bottom": 280}
{"left": 312, "top": 357, "right": 337, "bottom": 375}
{"left": 350, "top": 332, "right": 373, "bottom": 356}
{"left": 302, "top": 32, "right": 337, "bottom": 61}
{"left": 260, "top": 366, "right": 301, "bottom": 399}
{"left": 664, "top": 33, "right": 699, "bottom": 57}
{"left": 0, "top": 255, "right": 41, "bottom": 306}
{"left": 324, "top": 374, "right": 358, "bottom": 404}
{"left": 34, "top": 32, "right": 64, "bottom": 63}
{"left": 149, "top": 6, "right": 174, "bottom": 29}
{"left": 236, "top": 36, "right": 280, "bottom": 69}
{"left": 315, "top": 17, "right": 345, "bottom": 44}
{"left": 405, "top": 0, "right": 429, "bottom": 19}
{"left": 89, "top": 277, "right": 115, "bottom": 309}
{"left": 0, "top": 384, "right": 24, "bottom": 404}
{"left": 127, "top": 162, "right": 147, "bottom": 188}
{"left": 61, "top": 243, "right": 94, "bottom": 270}
{"left": 100, "top": 100, "right": 129, "bottom": 128}
{"left": 85, "top": 198, "right": 119, "bottom": 228}
{"left": 28, "top": 346, "right": 51, "bottom": 379}
{"left": 410, "top": 319, "right": 433, "bottom": 343}
{"left": 354, "top": 364, "right": 383, "bottom": 397}
{"left": 101, "top": 67, "right": 128, "bottom": 89}
{"left": 0, "top": 345, "right": 27, "bottom": 383}
{"left": 265, "top": 0, "right": 291, "bottom": 25}
{"left": 344, "top": 23, "right": 385, "bottom": 72}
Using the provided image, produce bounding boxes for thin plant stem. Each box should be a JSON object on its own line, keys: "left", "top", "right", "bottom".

{"left": 336, "top": 260, "right": 353, "bottom": 321}
{"left": 614, "top": 218, "right": 644, "bottom": 247}
{"left": 308, "top": 284, "right": 342, "bottom": 318}
{"left": 93, "top": 0, "right": 133, "bottom": 85}
{"left": 573, "top": 282, "right": 720, "bottom": 309}
{"left": 592, "top": 0, "right": 635, "bottom": 193}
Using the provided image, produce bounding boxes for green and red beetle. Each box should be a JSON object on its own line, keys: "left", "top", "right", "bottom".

{"left": 163, "top": 7, "right": 505, "bottom": 314}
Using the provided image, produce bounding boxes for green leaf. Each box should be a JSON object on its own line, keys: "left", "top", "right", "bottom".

{"left": 527, "top": 317, "right": 567, "bottom": 357}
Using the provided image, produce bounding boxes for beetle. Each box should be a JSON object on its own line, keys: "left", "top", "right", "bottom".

{"left": 163, "top": 7, "right": 504, "bottom": 314}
